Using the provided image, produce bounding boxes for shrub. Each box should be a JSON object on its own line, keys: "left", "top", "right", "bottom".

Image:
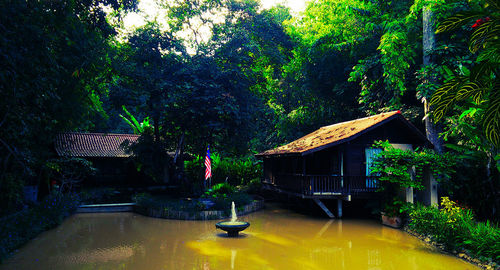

{"left": 134, "top": 191, "right": 253, "bottom": 213}
{"left": 211, "top": 192, "right": 252, "bottom": 212}
{"left": 408, "top": 197, "right": 500, "bottom": 263}
{"left": 382, "top": 198, "right": 413, "bottom": 218}
{"left": 0, "top": 193, "right": 81, "bottom": 261}
{"left": 45, "top": 157, "right": 96, "bottom": 192}
{"left": 184, "top": 154, "right": 262, "bottom": 187}
{"left": 133, "top": 193, "right": 205, "bottom": 212}
{"left": 203, "top": 183, "right": 235, "bottom": 199}
{"left": 463, "top": 220, "right": 500, "bottom": 261}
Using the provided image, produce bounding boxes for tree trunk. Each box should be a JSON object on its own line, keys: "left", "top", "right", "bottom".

{"left": 423, "top": 6, "right": 444, "bottom": 154}
{"left": 153, "top": 114, "right": 160, "bottom": 143}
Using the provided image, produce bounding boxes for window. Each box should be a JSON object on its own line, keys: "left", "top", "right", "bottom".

{"left": 365, "top": 148, "right": 382, "bottom": 187}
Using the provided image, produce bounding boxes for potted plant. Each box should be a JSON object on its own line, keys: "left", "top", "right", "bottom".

{"left": 381, "top": 198, "right": 412, "bottom": 228}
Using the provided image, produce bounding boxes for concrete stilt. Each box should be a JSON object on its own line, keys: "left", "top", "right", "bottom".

{"left": 313, "top": 198, "right": 335, "bottom": 218}
{"left": 337, "top": 199, "right": 343, "bottom": 218}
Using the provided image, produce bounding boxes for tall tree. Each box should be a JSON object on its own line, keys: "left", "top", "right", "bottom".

{"left": 0, "top": 0, "right": 136, "bottom": 211}
{"left": 423, "top": 4, "right": 444, "bottom": 153}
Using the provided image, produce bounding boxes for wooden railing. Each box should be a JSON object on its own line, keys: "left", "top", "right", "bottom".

{"left": 265, "top": 174, "right": 378, "bottom": 196}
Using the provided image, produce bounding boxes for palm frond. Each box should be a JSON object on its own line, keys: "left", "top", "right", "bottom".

{"left": 469, "top": 21, "right": 499, "bottom": 53}
{"left": 430, "top": 77, "right": 468, "bottom": 121}
{"left": 456, "top": 81, "right": 487, "bottom": 103}
{"left": 119, "top": 114, "right": 140, "bottom": 134}
{"left": 484, "top": 82, "right": 500, "bottom": 146}
{"left": 436, "top": 11, "right": 483, "bottom": 34}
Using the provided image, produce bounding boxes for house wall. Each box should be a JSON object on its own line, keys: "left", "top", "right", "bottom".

{"left": 86, "top": 157, "right": 144, "bottom": 187}
{"left": 261, "top": 118, "right": 429, "bottom": 191}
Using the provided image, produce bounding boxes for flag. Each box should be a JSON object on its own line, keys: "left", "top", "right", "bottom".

{"left": 204, "top": 145, "right": 212, "bottom": 180}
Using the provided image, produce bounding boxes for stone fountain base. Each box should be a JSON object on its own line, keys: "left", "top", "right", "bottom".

{"left": 215, "top": 221, "right": 250, "bottom": 237}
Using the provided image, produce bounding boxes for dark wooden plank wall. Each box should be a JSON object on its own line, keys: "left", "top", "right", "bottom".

{"left": 262, "top": 118, "right": 427, "bottom": 188}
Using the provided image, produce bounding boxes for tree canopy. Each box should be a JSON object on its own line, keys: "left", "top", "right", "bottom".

{"left": 0, "top": 0, "right": 498, "bottom": 219}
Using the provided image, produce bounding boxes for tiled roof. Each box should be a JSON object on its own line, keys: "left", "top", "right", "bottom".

{"left": 54, "top": 133, "right": 139, "bottom": 158}
{"left": 257, "top": 111, "right": 421, "bottom": 156}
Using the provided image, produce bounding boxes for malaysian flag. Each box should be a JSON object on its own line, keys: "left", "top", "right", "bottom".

{"left": 204, "top": 145, "right": 212, "bottom": 181}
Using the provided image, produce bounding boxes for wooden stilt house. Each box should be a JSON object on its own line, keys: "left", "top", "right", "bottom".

{"left": 54, "top": 133, "right": 141, "bottom": 186}
{"left": 256, "top": 111, "right": 434, "bottom": 217}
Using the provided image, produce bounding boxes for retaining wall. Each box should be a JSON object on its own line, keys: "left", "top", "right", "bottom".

{"left": 76, "top": 200, "right": 265, "bottom": 221}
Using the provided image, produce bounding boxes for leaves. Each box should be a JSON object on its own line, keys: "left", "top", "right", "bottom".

{"left": 484, "top": 84, "right": 500, "bottom": 145}
{"left": 436, "top": 11, "right": 483, "bottom": 33}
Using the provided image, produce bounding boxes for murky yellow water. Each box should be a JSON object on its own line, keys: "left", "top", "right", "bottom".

{"left": 1, "top": 204, "right": 478, "bottom": 270}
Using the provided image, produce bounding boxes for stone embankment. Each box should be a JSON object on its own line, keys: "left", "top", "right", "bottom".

{"left": 77, "top": 199, "right": 265, "bottom": 221}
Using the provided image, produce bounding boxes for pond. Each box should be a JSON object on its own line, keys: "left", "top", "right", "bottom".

{"left": 1, "top": 204, "right": 478, "bottom": 270}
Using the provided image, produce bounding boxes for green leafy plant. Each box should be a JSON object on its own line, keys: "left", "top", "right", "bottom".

{"left": 408, "top": 197, "right": 500, "bottom": 263}
{"left": 431, "top": 0, "right": 500, "bottom": 146}
{"left": 45, "top": 158, "right": 96, "bottom": 192}
{"left": 184, "top": 153, "right": 262, "bottom": 187}
{"left": 203, "top": 183, "right": 235, "bottom": 199}
{"left": 119, "top": 105, "right": 152, "bottom": 135}
{"left": 383, "top": 198, "right": 413, "bottom": 218}
{"left": 371, "top": 140, "right": 456, "bottom": 190}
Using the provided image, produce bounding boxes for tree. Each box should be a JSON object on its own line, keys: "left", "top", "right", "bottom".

{"left": 0, "top": 0, "right": 136, "bottom": 210}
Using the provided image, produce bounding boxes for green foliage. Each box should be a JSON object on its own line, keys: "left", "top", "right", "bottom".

{"left": 383, "top": 198, "right": 414, "bottom": 218}
{"left": 184, "top": 153, "right": 262, "bottom": 187}
{"left": 211, "top": 192, "right": 253, "bottom": 212}
{"left": 0, "top": 193, "right": 81, "bottom": 262}
{"left": 431, "top": 0, "right": 500, "bottom": 146}
{"left": 45, "top": 158, "right": 96, "bottom": 192}
{"left": 0, "top": 0, "right": 136, "bottom": 211}
{"left": 123, "top": 132, "right": 172, "bottom": 183}
{"left": 203, "top": 183, "right": 235, "bottom": 199}
{"left": 371, "top": 141, "right": 456, "bottom": 190}
{"left": 408, "top": 197, "right": 500, "bottom": 262}
{"left": 438, "top": 110, "right": 500, "bottom": 220}
{"left": 132, "top": 193, "right": 203, "bottom": 212}
{"left": 119, "top": 105, "right": 151, "bottom": 135}
{"left": 133, "top": 191, "right": 252, "bottom": 212}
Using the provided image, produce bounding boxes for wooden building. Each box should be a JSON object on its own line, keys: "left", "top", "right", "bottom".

{"left": 54, "top": 132, "right": 141, "bottom": 186}
{"left": 256, "top": 111, "right": 435, "bottom": 217}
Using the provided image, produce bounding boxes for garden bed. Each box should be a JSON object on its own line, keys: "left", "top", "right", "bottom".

{"left": 404, "top": 227, "right": 497, "bottom": 270}
{"left": 134, "top": 199, "right": 264, "bottom": 220}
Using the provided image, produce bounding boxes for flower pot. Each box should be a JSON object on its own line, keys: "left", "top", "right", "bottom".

{"left": 381, "top": 212, "right": 402, "bottom": 228}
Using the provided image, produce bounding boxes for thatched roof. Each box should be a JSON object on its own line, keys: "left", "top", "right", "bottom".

{"left": 257, "top": 111, "right": 426, "bottom": 157}
{"left": 55, "top": 133, "right": 139, "bottom": 158}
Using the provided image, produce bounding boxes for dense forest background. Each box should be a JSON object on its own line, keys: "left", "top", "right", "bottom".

{"left": 0, "top": 0, "right": 498, "bottom": 220}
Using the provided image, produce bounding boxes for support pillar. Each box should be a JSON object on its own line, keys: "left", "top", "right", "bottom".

{"left": 337, "top": 199, "right": 343, "bottom": 218}
{"left": 313, "top": 198, "right": 335, "bottom": 218}
{"left": 405, "top": 187, "right": 414, "bottom": 204}
{"left": 423, "top": 168, "right": 438, "bottom": 207}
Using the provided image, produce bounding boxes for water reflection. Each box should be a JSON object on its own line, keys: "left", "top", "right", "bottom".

{"left": 1, "top": 204, "right": 478, "bottom": 270}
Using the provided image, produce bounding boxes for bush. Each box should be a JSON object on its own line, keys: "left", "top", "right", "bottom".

{"left": 0, "top": 193, "right": 81, "bottom": 261}
{"left": 134, "top": 190, "right": 253, "bottom": 213}
{"left": 184, "top": 153, "right": 262, "bottom": 187}
{"left": 408, "top": 197, "right": 500, "bottom": 263}
{"left": 133, "top": 193, "right": 205, "bottom": 212}
{"left": 382, "top": 198, "right": 413, "bottom": 218}
{"left": 242, "top": 178, "right": 262, "bottom": 194}
{"left": 203, "top": 183, "right": 235, "bottom": 199}
{"left": 211, "top": 192, "right": 252, "bottom": 212}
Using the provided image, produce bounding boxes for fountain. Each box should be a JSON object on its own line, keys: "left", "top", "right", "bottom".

{"left": 215, "top": 202, "right": 250, "bottom": 237}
